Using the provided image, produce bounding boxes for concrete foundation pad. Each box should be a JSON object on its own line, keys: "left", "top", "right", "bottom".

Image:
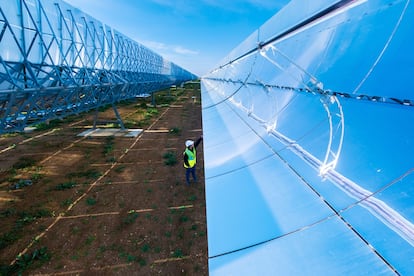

{"left": 77, "top": 128, "right": 143, "bottom": 138}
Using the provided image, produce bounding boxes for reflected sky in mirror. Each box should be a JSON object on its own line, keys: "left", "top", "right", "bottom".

{"left": 202, "top": 0, "right": 414, "bottom": 274}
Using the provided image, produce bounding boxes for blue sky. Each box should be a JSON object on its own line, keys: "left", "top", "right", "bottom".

{"left": 66, "top": 0, "right": 290, "bottom": 76}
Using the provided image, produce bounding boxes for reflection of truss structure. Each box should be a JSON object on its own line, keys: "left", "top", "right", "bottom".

{"left": 204, "top": 77, "right": 345, "bottom": 177}
{"left": 0, "top": 0, "right": 196, "bottom": 133}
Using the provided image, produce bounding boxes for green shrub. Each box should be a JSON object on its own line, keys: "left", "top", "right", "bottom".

{"left": 0, "top": 247, "right": 50, "bottom": 275}
{"left": 141, "top": 244, "right": 150, "bottom": 253}
{"left": 86, "top": 197, "right": 97, "bottom": 206}
{"left": 169, "top": 127, "right": 181, "bottom": 135}
{"left": 67, "top": 169, "right": 101, "bottom": 179}
{"left": 172, "top": 248, "right": 183, "bottom": 258}
{"left": 54, "top": 181, "right": 76, "bottom": 191}
{"left": 34, "top": 119, "right": 62, "bottom": 131}
{"left": 103, "top": 136, "right": 114, "bottom": 156}
{"left": 13, "top": 157, "right": 36, "bottom": 170}
{"left": 0, "top": 231, "right": 20, "bottom": 250}
{"left": 163, "top": 151, "right": 177, "bottom": 166}
{"left": 122, "top": 212, "right": 138, "bottom": 225}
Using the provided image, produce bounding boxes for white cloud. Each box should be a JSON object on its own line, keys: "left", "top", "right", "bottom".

{"left": 142, "top": 40, "right": 168, "bottom": 51}
{"left": 139, "top": 40, "right": 203, "bottom": 75}
{"left": 174, "top": 46, "right": 199, "bottom": 55}
{"left": 141, "top": 40, "right": 198, "bottom": 56}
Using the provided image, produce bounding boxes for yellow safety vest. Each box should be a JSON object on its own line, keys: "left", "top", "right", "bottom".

{"left": 184, "top": 148, "right": 196, "bottom": 168}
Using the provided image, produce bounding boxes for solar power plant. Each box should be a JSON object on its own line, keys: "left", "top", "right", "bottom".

{"left": 1, "top": 0, "right": 414, "bottom": 275}
{"left": 0, "top": 0, "right": 196, "bottom": 133}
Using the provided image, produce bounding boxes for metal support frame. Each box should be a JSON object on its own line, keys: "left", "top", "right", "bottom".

{"left": 0, "top": 0, "right": 197, "bottom": 133}
{"left": 151, "top": 92, "right": 156, "bottom": 107}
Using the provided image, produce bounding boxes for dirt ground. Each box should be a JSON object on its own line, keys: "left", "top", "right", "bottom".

{"left": 0, "top": 84, "right": 208, "bottom": 275}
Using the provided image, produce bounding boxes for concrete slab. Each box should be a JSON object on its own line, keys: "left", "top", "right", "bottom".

{"left": 77, "top": 128, "right": 143, "bottom": 138}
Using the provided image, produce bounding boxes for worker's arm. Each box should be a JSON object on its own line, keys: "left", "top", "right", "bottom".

{"left": 194, "top": 135, "right": 203, "bottom": 148}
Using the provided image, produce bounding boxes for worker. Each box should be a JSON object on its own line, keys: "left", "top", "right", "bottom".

{"left": 183, "top": 135, "right": 203, "bottom": 185}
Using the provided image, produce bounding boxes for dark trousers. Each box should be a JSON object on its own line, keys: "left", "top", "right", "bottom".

{"left": 186, "top": 166, "right": 197, "bottom": 185}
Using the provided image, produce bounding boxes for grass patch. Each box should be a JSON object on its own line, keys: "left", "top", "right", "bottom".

{"left": 155, "top": 92, "right": 176, "bottom": 105}
{"left": 141, "top": 244, "right": 150, "bottom": 253}
{"left": 114, "top": 165, "right": 126, "bottom": 173}
{"left": 60, "top": 198, "right": 73, "bottom": 207}
{"left": 171, "top": 248, "right": 184, "bottom": 258}
{"left": 123, "top": 119, "right": 138, "bottom": 129}
{"left": 66, "top": 169, "right": 101, "bottom": 179}
{"left": 0, "top": 208, "right": 17, "bottom": 218}
{"left": 188, "top": 195, "right": 197, "bottom": 202}
{"left": 86, "top": 197, "right": 97, "bottom": 206}
{"left": 126, "top": 254, "right": 137, "bottom": 262}
{"left": 34, "top": 119, "right": 62, "bottom": 131}
{"left": 18, "top": 209, "right": 51, "bottom": 224}
{"left": 169, "top": 127, "right": 181, "bottom": 135}
{"left": 12, "top": 157, "right": 36, "bottom": 170}
{"left": 178, "top": 227, "right": 184, "bottom": 239}
{"left": 138, "top": 101, "right": 148, "bottom": 109}
{"left": 179, "top": 215, "right": 189, "bottom": 223}
{"left": 107, "top": 156, "right": 116, "bottom": 163}
{"left": 0, "top": 247, "right": 51, "bottom": 275}
{"left": 98, "top": 104, "right": 111, "bottom": 112}
{"left": 138, "top": 257, "right": 147, "bottom": 266}
{"left": 85, "top": 235, "right": 96, "bottom": 245}
{"left": 0, "top": 208, "right": 54, "bottom": 249}
{"left": 147, "top": 108, "right": 159, "bottom": 115}
{"left": 163, "top": 151, "right": 177, "bottom": 166}
{"left": 71, "top": 226, "right": 80, "bottom": 235}
{"left": 0, "top": 231, "right": 20, "bottom": 250}
{"left": 31, "top": 170, "right": 43, "bottom": 182}
{"left": 53, "top": 181, "right": 76, "bottom": 191}
{"left": 103, "top": 136, "right": 114, "bottom": 156}
{"left": 143, "top": 108, "right": 159, "bottom": 120}
{"left": 121, "top": 212, "right": 139, "bottom": 226}
{"left": 0, "top": 132, "right": 19, "bottom": 138}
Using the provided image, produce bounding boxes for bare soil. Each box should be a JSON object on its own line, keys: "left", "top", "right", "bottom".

{"left": 0, "top": 84, "right": 207, "bottom": 275}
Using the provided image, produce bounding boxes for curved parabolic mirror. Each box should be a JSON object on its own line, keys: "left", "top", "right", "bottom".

{"left": 202, "top": 0, "right": 414, "bottom": 274}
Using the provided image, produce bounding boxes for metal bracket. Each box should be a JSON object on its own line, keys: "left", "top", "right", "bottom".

{"left": 92, "top": 104, "right": 125, "bottom": 130}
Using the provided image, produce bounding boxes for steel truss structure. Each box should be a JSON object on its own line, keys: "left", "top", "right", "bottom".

{"left": 0, "top": 0, "right": 197, "bottom": 133}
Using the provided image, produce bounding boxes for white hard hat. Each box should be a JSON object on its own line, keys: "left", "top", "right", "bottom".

{"left": 185, "top": 140, "right": 194, "bottom": 147}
